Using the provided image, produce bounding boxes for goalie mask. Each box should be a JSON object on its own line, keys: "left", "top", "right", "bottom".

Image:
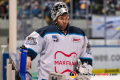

{"left": 51, "top": 2, "right": 69, "bottom": 21}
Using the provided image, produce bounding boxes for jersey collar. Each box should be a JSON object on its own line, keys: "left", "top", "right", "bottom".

{"left": 54, "top": 25, "right": 69, "bottom": 35}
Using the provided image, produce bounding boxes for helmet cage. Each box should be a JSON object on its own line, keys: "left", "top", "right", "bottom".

{"left": 51, "top": 2, "right": 69, "bottom": 21}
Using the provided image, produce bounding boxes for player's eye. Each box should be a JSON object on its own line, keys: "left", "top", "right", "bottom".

{"left": 59, "top": 17, "right": 63, "bottom": 20}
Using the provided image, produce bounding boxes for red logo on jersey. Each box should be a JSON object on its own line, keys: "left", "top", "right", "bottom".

{"left": 72, "top": 38, "right": 80, "bottom": 42}
{"left": 54, "top": 51, "right": 77, "bottom": 74}
{"left": 54, "top": 61, "right": 76, "bottom": 66}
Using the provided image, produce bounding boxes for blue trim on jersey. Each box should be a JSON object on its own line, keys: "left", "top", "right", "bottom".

{"left": 42, "top": 32, "right": 60, "bottom": 38}
{"left": 27, "top": 48, "right": 37, "bottom": 54}
{"left": 42, "top": 79, "right": 47, "bottom": 80}
{"left": 36, "top": 25, "right": 86, "bottom": 38}
{"left": 69, "top": 33, "right": 84, "bottom": 36}
{"left": 79, "top": 57, "right": 92, "bottom": 66}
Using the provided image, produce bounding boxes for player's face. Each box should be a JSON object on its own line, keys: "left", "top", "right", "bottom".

{"left": 56, "top": 14, "right": 69, "bottom": 30}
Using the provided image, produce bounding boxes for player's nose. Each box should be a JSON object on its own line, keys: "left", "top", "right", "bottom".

{"left": 63, "top": 19, "right": 67, "bottom": 23}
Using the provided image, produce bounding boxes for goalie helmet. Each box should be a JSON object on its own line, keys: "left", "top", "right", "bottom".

{"left": 51, "top": 2, "right": 69, "bottom": 21}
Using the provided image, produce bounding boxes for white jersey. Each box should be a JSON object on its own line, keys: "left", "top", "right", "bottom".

{"left": 24, "top": 25, "right": 92, "bottom": 80}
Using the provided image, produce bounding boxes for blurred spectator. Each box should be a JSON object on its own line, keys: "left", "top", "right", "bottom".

{"left": 65, "top": 0, "right": 70, "bottom": 12}
{"left": 25, "top": 2, "right": 31, "bottom": 10}
{"left": 72, "top": 0, "right": 80, "bottom": 18}
{"left": 75, "top": 0, "right": 90, "bottom": 19}
{"left": 17, "top": 19, "right": 31, "bottom": 40}
{"left": 3, "top": 0, "right": 9, "bottom": 19}
{"left": 43, "top": 0, "right": 55, "bottom": 25}
{"left": 4, "top": 0, "right": 8, "bottom": 6}
{"left": 106, "top": 0, "right": 116, "bottom": 15}
{"left": 32, "top": 2, "right": 42, "bottom": 19}
{"left": 89, "top": 0, "right": 92, "bottom": 4}
{"left": 92, "top": 5, "right": 99, "bottom": 14}
{"left": 92, "top": 0, "right": 103, "bottom": 4}
{"left": 0, "top": 0, "right": 8, "bottom": 19}
{"left": 6, "top": 4, "right": 8, "bottom": 19}
{"left": 31, "top": 0, "right": 35, "bottom": 4}
{"left": 117, "top": 0, "right": 120, "bottom": 11}
{"left": 31, "top": 0, "right": 36, "bottom": 9}
{"left": 18, "top": 4, "right": 30, "bottom": 19}
{"left": 17, "top": 0, "right": 21, "bottom": 15}
{"left": 102, "top": 0, "right": 116, "bottom": 15}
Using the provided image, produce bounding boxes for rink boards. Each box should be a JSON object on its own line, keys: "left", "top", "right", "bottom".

{"left": 91, "top": 45, "right": 120, "bottom": 73}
